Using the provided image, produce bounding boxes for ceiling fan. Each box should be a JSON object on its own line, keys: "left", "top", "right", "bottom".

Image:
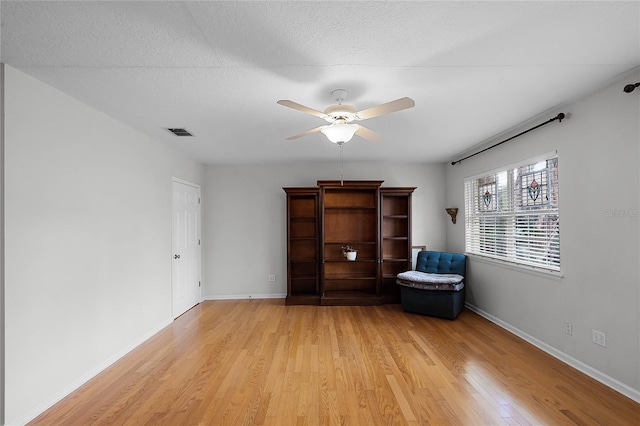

{"left": 277, "top": 89, "right": 415, "bottom": 144}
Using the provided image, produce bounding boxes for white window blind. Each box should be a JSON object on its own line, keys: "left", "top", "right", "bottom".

{"left": 464, "top": 154, "right": 560, "bottom": 272}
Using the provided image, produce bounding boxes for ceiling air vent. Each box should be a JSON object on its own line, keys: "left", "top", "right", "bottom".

{"left": 167, "top": 128, "right": 194, "bottom": 137}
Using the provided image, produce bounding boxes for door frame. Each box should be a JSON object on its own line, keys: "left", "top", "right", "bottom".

{"left": 171, "top": 177, "right": 202, "bottom": 317}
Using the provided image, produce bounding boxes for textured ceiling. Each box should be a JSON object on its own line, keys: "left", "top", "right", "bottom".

{"left": 2, "top": 1, "right": 639, "bottom": 164}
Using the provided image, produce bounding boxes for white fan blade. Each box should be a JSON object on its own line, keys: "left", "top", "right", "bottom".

{"left": 285, "top": 125, "right": 327, "bottom": 140}
{"left": 277, "top": 100, "right": 327, "bottom": 119}
{"left": 354, "top": 125, "right": 383, "bottom": 142}
{"left": 356, "top": 97, "right": 415, "bottom": 120}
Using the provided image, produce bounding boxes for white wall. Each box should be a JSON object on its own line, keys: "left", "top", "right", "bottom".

{"left": 202, "top": 162, "right": 446, "bottom": 298}
{"left": 445, "top": 72, "right": 640, "bottom": 400}
{"left": 1, "top": 64, "right": 6, "bottom": 426}
{"left": 3, "top": 65, "right": 204, "bottom": 424}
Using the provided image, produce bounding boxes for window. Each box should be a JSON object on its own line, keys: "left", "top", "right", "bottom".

{"left": 464, "top": 153, "right": 560, "bottom": 272}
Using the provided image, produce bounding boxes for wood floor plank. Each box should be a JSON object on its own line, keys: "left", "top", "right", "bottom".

{"left": 386, "top": 374, "right": 417, "bottom": 422}
{"left": 28, "top": 300, "right": 640, "bottom": 425}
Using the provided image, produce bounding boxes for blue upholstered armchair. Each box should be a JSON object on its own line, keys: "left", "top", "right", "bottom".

{"left": 396, "top": 251, "right": 467, "bottom": 320}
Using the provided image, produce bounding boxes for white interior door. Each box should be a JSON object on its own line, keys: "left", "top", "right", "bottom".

{"left": 172, "top": 179, "right": 201, "bottom": 318}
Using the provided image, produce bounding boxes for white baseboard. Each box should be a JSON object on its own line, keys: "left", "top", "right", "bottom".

{"left": 203, "top": 293, "right": 286, "bottom": 300}
{"left": 9, "top": 318, "right": 173, "bottom": 426}
{"left": 465, "top": 303, "right": 640, "bottom": 403}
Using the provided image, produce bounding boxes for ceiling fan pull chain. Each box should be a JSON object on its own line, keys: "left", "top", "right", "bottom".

{"left": 340, "top": 143, "right": 344, "bottom": 186}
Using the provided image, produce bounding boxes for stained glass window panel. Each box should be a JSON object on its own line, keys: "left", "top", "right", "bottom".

{"left": 478, "top": 179, "right": 497, "bottom": 212}
{"left": 518, "top": 169, "right": 550, "bottom": 208}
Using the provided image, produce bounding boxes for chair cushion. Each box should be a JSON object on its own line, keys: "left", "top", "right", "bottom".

{"left": 396, "top": 270, "right": 465, "bottom": 291}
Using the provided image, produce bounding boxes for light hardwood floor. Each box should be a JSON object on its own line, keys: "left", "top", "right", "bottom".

{"left": 30, "top": 299, "right": 639, "bottom": 425}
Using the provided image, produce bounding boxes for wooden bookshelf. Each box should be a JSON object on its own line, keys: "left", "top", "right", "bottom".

{"left": 284, "top": 188, "right": 320, "bottom": 305}
{"left": 284, "top": 181, "right": 414, "bottom": 305}
{"left": 380, "top": 188, "right": 415, "bottom": 303}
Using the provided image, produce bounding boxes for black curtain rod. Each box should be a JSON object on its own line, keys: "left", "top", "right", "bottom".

{"left": 451, "top": 113, "right": 566, "bottom": 166}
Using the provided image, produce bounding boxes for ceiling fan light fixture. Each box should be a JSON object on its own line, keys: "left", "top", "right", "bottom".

{"left": 321, "top": 123, "right": 358, "bottom": 144}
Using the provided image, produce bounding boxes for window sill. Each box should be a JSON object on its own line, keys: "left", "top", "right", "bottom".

{"left": 466, "top": 253, "right": 564, "bottom": 281}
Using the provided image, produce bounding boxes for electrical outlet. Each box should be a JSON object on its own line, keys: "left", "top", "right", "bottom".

{"left": 141, "top": 305, "right": 147, "bottom": 316}
{"left": 268, "top": 274, "right": 276, "bottom": 282}
{"left": 564, "top": 321, "right": 572, "bottom": 336}
{"left": 592, "top": 329, "right": 607, "bottom": 347}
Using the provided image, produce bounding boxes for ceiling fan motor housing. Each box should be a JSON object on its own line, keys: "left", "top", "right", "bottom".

{"left": 323, "top": 104, "right": 357, "bottom": 123}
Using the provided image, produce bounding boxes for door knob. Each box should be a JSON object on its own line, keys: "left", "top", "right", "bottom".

{"left": 174, "top": 254, "right": 181, "bottom": 259}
